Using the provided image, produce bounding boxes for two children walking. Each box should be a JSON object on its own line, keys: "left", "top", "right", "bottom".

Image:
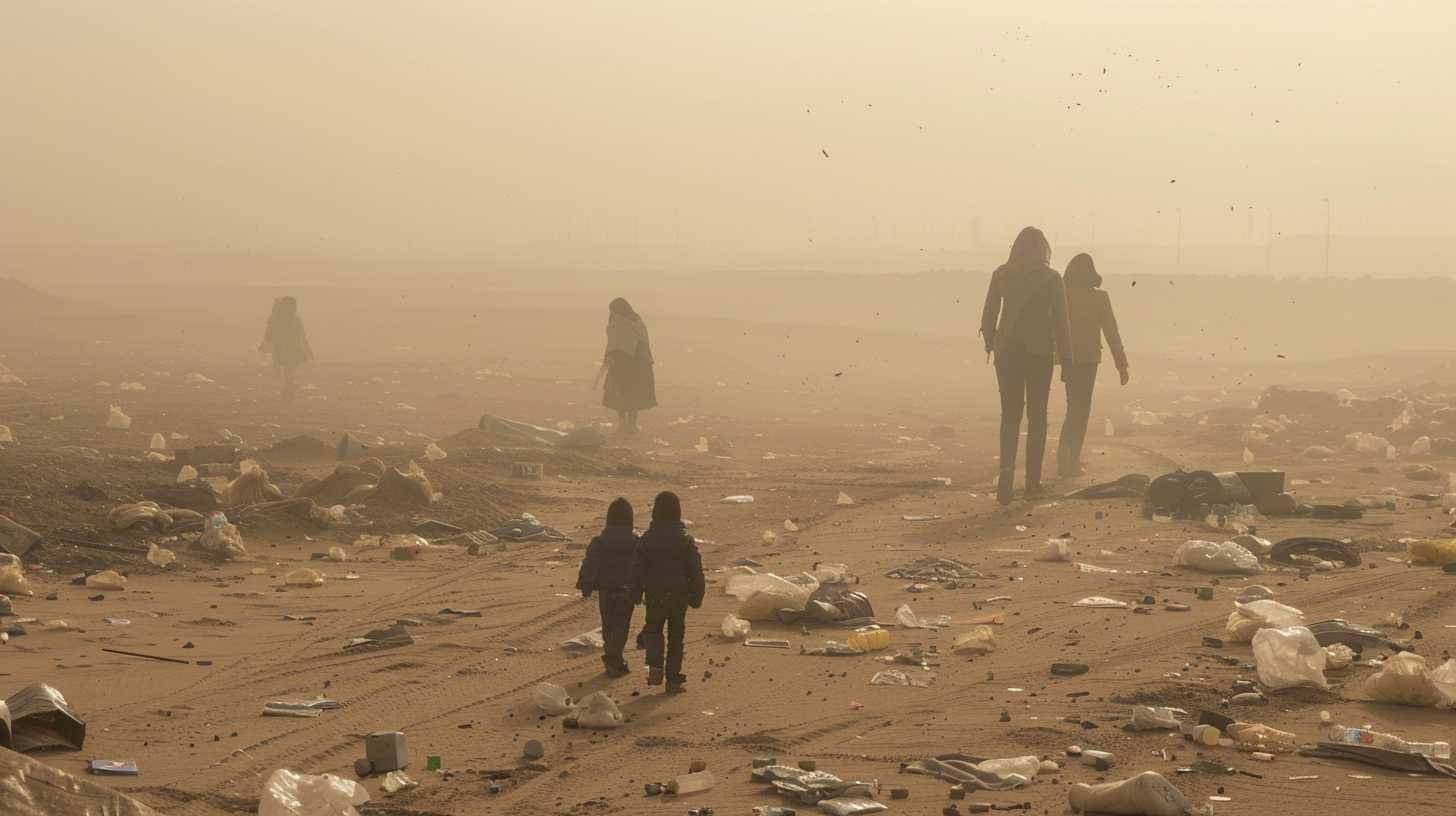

{"left": 575, "top": 491, "right": 704, "bottom": 693}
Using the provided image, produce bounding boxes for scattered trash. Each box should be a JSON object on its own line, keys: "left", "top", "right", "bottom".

{"left": 258, "top": 768, "right": 369, "bottom": 816}
{"left": 836, "top": 492, "right": 855, "bottom": 506}
{"left": 1226, "top": 599, "right": 1305, "bottom": 643}
{"left": 721, "top": 495, "right": 756, "bottom": 504}
{"left": 365, "top": 731, "right": 409, "bottom": 773}
{"left": 560, "top": 628, "right": 605, "bottom": 651}
{"left": 344, "top": 624, "right": 414, "bottom": 651}
{"left": 87, "top": 759, "right": 140, "bottom": 776}
{"left": 846, "top": 626, "right": 890, "bottom": 653}
{"left": 902, "top": 755, "right": 1043, "bottom": 790}
{"left": 1326, "top": 722, "right": 1451, "bottom": 758}
{"left": 1128, "top": 706, "right": 1183, "bottom": 731}
{"left": 870, "top": 669, "right": 934, "bottom": 687}
{"left": 381, "top": 771, "right": 418, "bottom": 794}
{"left": 196, "top": 514, "right": 247, "bottom": 559}
{"left": 1270, "top": 537, "right": 1361, "bottom": 568}
{"left": 665, "top": 769, "right": 716, "bottom": 794}
{"left": 0, "top": 555, "right": 33, "bottom": 596}
{"left": 109, "top": 502, "right": 174, "bottom": 531}
{"left": 885, "top": 557, "right": 981, "bottom": 581}
{"left": 1409, "top": 538, "right": 1456, "bottom": 567}
{"left": 1035, "top": 537, "right": 1072, "bottom": 562}
{"left": 1252, "top": 626, "right": 1329, "bottom": 690}
{"left": 491, "top": 513, "right": 569, "bottom": 542}
{"left": 263, "top": 699, "right": 343, "bottom": 718}
{"left": 1299, "top": 743, "right": 1456, "bottom": 778}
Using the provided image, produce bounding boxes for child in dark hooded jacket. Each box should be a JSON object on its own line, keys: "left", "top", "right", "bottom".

{"left": 575, "top": 497, "right": 639, "bottom": 677}
{"left": 630, "top": 491, "right": 705, "bottom": 693}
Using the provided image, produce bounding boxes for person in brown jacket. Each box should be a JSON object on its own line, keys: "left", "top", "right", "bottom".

{"left": 1057, "top": 253, "right": 1128, "bottom": 478}
{"left": 980, "top": 227, "right": 1074, "bottom": 504}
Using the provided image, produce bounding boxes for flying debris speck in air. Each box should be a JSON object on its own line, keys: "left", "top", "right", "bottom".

{"left": 834, "top": 372, "right": 843, "bottom": 377}
{"left": 821, "top": 148, "right": 829, "bottom": 158}
{"left": 1169, "top": 179, "right": 1176, "bottom": 183}
{"left": 1277, "top": 354, "right": 1286, "bottom": 359}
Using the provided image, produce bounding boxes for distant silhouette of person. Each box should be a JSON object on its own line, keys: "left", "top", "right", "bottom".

{"left": 593, "top": 297, "right": 656, "bottom": 436}
{"left": 630, "top": 491, "right": 703, "bottom": 694}
{"left": 980, "top": 227, "right": 1073, "bottom": 504}
{"left": 259, "top": 296, "right": 312, "bottom": 401}
{"left": 1058, "top": 253, "right": 1129, "bottom": 478}
{"left": 576, "top": 497, "right": 639, "bottom": 677}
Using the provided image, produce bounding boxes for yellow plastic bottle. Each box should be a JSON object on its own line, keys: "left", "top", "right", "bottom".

{"left": 847, "top": 626, "right": 890, "bottom": 653}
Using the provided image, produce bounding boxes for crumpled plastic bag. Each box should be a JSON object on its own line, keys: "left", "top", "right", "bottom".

{"left": 1324, "top": 642, "right": 1356, "bottom": 671}
{"left": 1128, "top": 706, "right": 1183, "bottom": 731}
{"left": 1252, "top": 626, "right": 1328, "bottom": 690}
{"left": 560, "top": 628, "right": 604, "bottom": 651}
{"left": 285, "top": 568, "right": 324, "bottom": 588}
{"left": 531, "top": 683, "right": 574, "bottom": 715}
{"left": 0, "top": 553, "right": 34, "bottom": 596}
{"left": 258, "top": 768, "right": 369, "bottom": 816}
{"left": 951, "top": 626, "right": 996, "bottom": 654}
{"left": 1347, "top": 431, "right": 1394, "bottom": 457}
{"left": 728, "top": 573, "right": 815, "bottom": 621}
{"left": 571, "top": 691, "right": 624, "bottom": 729}
{"left": 1174, "top": 539, "right": 1261, "bottom": 574}
{"left": 1068, "top": 771, "right": 1207, "bottom": 816}
{"left": 225, "top": 467, "right": 282, "bottom": 506}
{"left": 1225, "top": 599, "right": 1305, "bottom": 643}
{"left": 105, "top": 405, "right": 131, "bottom": 430}
{"left": 1035, "top": 537, "right": 1072, "bottom": 562}
{"left": 1354, "top": 652, "right": 1456, "bottom": 708}
{"left": 895, "top": 603, "right": 950, "bottom": 629}
{"left": 145, "top": 543, "right": 177, "bottom": 568}
{"left": 84, "top": 570, "right": 126, "bottom": 591}
{"left": 721, "top": 614, "right": 751, "bottom": 639}
{"left": 196, "top": 521, "right": 247, "bottom": 559}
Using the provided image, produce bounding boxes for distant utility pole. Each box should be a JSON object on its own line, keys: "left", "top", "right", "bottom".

{"left": 1323, "top": 197, "right": 1332, "bottom": 276}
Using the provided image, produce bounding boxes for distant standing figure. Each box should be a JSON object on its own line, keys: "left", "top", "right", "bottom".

{"left": 575, "top": 497, "right": 640, "bottom": 677}
{"left": 630, "top": 491, "right": 704, "bottom": 694}
{"left": 259, "top": 296, "right": 312, "bottom": 401}
{"left": 980, "top": 227, "right": 1073, "bottom": 504}
{"left": 1058, "top": 253, "right": 1129, "bottom": 478}
{"left": 593, "top": 298, "right": 656, "bottom": 437}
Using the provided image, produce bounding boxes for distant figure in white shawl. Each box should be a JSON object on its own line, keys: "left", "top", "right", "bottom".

{"left": 593, "top": 298, "right": 656, "bottom": 437}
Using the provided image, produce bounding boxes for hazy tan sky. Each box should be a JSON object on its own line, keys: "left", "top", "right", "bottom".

{"left": 3, "top": 1, "right": 1452, "bottom": 271}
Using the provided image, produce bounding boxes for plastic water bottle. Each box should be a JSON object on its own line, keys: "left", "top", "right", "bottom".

{"left": 1329, "top": 724, "right": 1451, "bottom": 759}
{"left": 665, "top": 771, "right": 716, "bottom": 795}
{"left": 206, "top": 511, "right": 228, "bottom": 530}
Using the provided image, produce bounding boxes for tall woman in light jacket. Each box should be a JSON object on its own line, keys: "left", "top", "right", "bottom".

{"left": 1057, "top": 253, "right": 1128, "bottom": 479}
{"left": 980, "top": 227, "right": 1074, "bottom": 504}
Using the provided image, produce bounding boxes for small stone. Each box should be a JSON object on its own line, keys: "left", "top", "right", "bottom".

{"left": 523, "top": 739, "right": 545, "bottom": 759}
{"left": 798, "top": 759, "right": 817, "bottom": 772}
{"left": 949, "top": 784, "right": 966, "bottom": 800}
{"left": 354, "top": 758, "right": 373, "bottom": 777}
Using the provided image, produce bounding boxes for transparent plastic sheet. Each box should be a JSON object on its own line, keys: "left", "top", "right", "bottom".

{"left": 0, "top": 746, "right": 161, "bottom": 816}
{"left": 258, "top": 768, "right": 369, "bottom": 816}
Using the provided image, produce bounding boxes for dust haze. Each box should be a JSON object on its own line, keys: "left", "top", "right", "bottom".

{"left": 3, "top": 4, "right": 1456, "bottom": 816}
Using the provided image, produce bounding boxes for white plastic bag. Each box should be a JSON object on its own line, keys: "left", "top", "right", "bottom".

{"left": 1035, "top": 538, "right": 1072, "bottom": 562}
{"left": 1356, "top": 652, "right": 1456, "bottom": 708}
{"left": 721, "top": 614, "right": 751, "bottom": 639}
{"left": 572, "top": 691, "right": 624, "bottom": 728}
{"left": 0, "top": 553, "right": 34, "bottom": 595}
{"left": 1174, "top": 539, "right": 1261, "bottom": 574}
{"left": 105, "top": 405, "right": 132, "bottom": 430}
{"left": 1252, "top": 626, "right": 1328, "bottom": 690}
{"left": 729, "top": 573, "right": 814, "bottom": 621}
{"left": 259, "top": 768, "right": 369, "bottom": 816}
{"left": 1225, "top": 599, "right": 1304, "bottom": 643}
{"left": 1129, "top": 706, "right": 1182, "bottom": 731}
{"left": 1068, "top": 771, "right": 1199, "bottom": 816}
{"left": 531, "top": 683, "right": 574, "bottom": 715}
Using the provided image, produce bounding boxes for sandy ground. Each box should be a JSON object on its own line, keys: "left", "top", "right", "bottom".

{"left": 4, "top": 298, "right": 1456, "bottom": 816}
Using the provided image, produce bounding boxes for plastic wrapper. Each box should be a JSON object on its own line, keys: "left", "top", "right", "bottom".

{"left": 258, "top": 768, "right": 369, "bottom": 816}
{"left": 1035, "top": 537, "right": 1072, "bottom": 562}
{"left": 895, "top": 603, "right": 950, "bottom": 629}
{"left": 285, "top": 568, "right": 324, "bottom": 588}
{"left": 1225, "top": 599, "right": 1305, "bottom": 643}
{"left": 1252, "top": 626, "right": 1328, "bottom": 690}
{"left": 1174, "top": 539, "right": 1261, "bottom": 574}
